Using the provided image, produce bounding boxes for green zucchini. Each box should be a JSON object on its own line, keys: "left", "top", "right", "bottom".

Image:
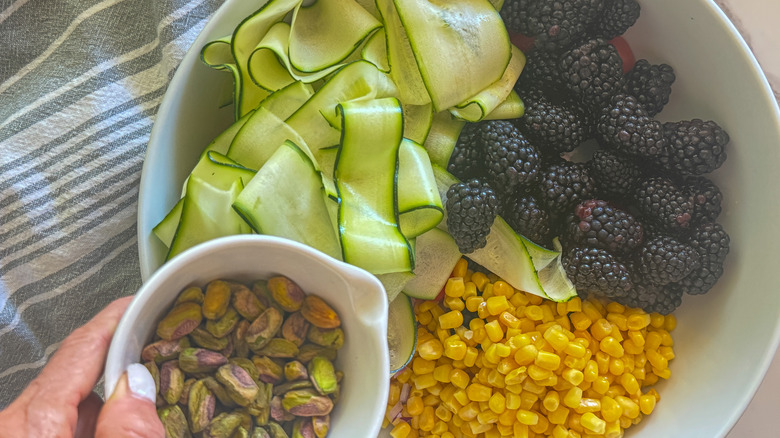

{"left": 334, "top": 97, "right": 412, "bottom": 275}
{"left": 403, "top": 228, "right": 461, "bottom": 300}
{"left": 233, "top": 140, "right": 341, "bottom": 260}
{"left": 483, "top": 90, "right": 525, "bottom": 120}
{"left": 388, "top": 293, "right": 417, "bottom": 375}
{"left": 423, "top": 111, "right": 466, "bottom": 168}
{"left": 397, "top": 139, "right": 442, "bottom": 238}
{"left": 227, "top": 107, "right": 312, "bottom": 170}
{"left": 152, "top": 198, "right": 183, "bottom": 248}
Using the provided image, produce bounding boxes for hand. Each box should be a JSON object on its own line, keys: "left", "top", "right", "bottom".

{"left": 0, "top": 297, "right": 165, "bottom": 438}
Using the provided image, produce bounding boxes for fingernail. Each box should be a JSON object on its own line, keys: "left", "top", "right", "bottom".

{"left": 125, "top": 363, "right": 156, "bottom": 403}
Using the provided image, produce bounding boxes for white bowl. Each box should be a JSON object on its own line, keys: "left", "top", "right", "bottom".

{"left": 136, "top": 0, "right": 780, "bottom": 436}
{"left": 105, "top": 235, "right": 390, "bottom": 437}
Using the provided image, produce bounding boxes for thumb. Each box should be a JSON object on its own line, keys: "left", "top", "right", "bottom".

{"left": 96, "top": 363, "right": 165, "bottom": 438}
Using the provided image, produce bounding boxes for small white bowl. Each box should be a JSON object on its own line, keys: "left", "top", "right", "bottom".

{"left": 105, "top": 235, "right": 390, "bottom": 437}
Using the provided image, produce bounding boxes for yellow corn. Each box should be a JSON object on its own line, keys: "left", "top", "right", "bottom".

{"left": 664, "top": 314, "right": 677, "bottom": 331}
{"left": 639, "top": 393, "right": 657, "bottom": 415}
{"left": 486, "top": 295, "right": 510, "bottom": 315}
{"left": 466, "top": 383, "right": 492, "bottom": 402}
{"left": 525, "top": 305, "right": 544, "bottom": 321}
{"left": 465, "top": 296, "right": 484, "bottom": 313}
{"left": 516, "top": 409, "right": 539, "bottom": 426}
{"left": 564, "top": 386, "right": 583, "bottom": 409}
{"left": 418, "top": 338, "right": 444, "bottom": 361}
{"left": 390, "top": 421, "right": 411, "bottom": 438}
{"left": 485, "top": 320, "right": 505, "bottom": 343}
{"left": 592, "top": 376, "right": 610, "bottom": 395}
{"left": 407, "top": 395, "right": 425, "bottom": 416}
{"left": 600, "top": 336, "right": 625, "bottom": 358}
{"left": 444, "top": 295, "right": 465, "bottom": 312}
{"left": 569, "top": 312, "right": 592, "bottom": 331}
{"left": 616, "top": 396, "right": 640, "bottom": 419}
{"left": 609, "top": 358, "right": 625, "bottom": 376}
{"left": 600, "top": 395, "right": 623, "bottom": 423}
{"left": 499, "top": 311, "right": 520, "bottom": 329}
{"left": 562, "top": 368, "right": 584, "bottom": 386}
{"left": 463, "top": 346, "right": 479, "bottom": 368}
{"left": 580, "top": 412, "right": 606, "bottom": 434}
{"left": 627, "top": 313, "right": 651, "bottom": 331}
{"left": 535, "top": 350, "right": 562, "bottom": 370}
{"left": 444, "top": 338, "right": 468, "bottom": 361}
{"left": 439, "top": 310, "right": 464, "bottom": 330}
{"left": 514, "top": 344, "right": 539, "bottom": 366}
{"left": 445, "top": 277, "right": 466, "bottom": 298}
{"left": 620, "top": 373, "right": 640, "bottom": 395}
{"left": 649, "top": 313, "right": 665, "bottom": 328}
{"left": 471, "top": 272, "right": 489, "bottom": 291}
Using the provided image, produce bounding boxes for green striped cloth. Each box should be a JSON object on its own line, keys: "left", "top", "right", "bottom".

{"left": 0, "top": 0, "right": 223, "bottom": 404}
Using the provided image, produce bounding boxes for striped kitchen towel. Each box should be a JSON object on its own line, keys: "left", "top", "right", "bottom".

{"left": 0, "top": 0, "right": 223, "bottom": 405}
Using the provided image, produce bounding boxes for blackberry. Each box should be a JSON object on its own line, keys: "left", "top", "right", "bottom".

{"left": 635, "top": 177, "right": 695, "bottom": 233}
{"left": 482, "top": 120, "right": 541, "bottom": 194}
{"left": 515, "top": 50, "right": 564, "bottom": 93}
{"left": 563, "top": 199, "right": 643, "bottom": 255}
{"left": 539, "top": 161, "right": 597, "bottom": 217}
{"left": 445, "top": 179, "right": 500, "bottom": 254}
{"left": 515, "top": 86, "right": 590, "bottom": 154}
{"left": 597, "top": 94, "right": 665, "bottom": 158}
{"left": 560, "top": 38, "right": 626, "bottom": 108}
{"left": 499, "top": 0, "right": 532, "bottom": 35}
{"left": 634, "top": 235, "right": 701, "bottom": 286}
{"left": 658, "top": 119, "right": 729, "bottom": 176}
{"left": 562, "top": 246, "right": 632, "bottom": 299}
{"left": 589, "top": 0, "right": 641, "bottom": 40}
{"left": 503, "top": 193, "right": 551, "bottom": 245}
{"left": 677, "top": 222, "right": 730, "bottom": 295}
{"left": 521, "top": 0, "right": 605, "bottom": 52}
{"left": 684, "top": 176, "right": 723, "bottom": 224}
{"left": 624, "top": 60, "right": 675, "bottom": 117}
{"left": 588, "top": 149, "right": 642, "bottom": 199}
{"left": 617, "top": 282, "right": 683, "bottom": 315}
{"left": 448, "top": 123, "right": 485, "bottom": 180}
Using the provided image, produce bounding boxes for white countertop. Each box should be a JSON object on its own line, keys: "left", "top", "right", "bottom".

{"left": 717, "top": 1, "right": 780, "bottom": 437}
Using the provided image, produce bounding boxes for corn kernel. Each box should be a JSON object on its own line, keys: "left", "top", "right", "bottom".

{"left": 445, "top": 339, "right": 468, "bottom": 361}
{"left": 459, "top": 401, "right": 480, "bottom": 421}
{"left": 605, "top": 420, "right": 623, "bottom": 438}
{"left": 513, "top": 423, "right": 530, "bottom": 438}
{"left": 600, "top": 336, "right": 625, "bottom": 358}
{"left": 531, "top": 413, "right": 550, "bottom": 434}
{"left": 444, "top": 296, "right": 466, "bottom": 312}
{"left": 499, "top": 311, "right": 521, "bottom": 329}
{"left": 450, "top": 369, "right": 470, "bottom": 389}
{"left": 466, "top": 383, "right": 492, "bottom": 402}
{"left": 487, "top": 369, "right": 506, "bottom": 388}
{"left": 565, "top": 342, "right": 587, "bottom": 359}
{"left": 592, "top": 376, "right": 610, "bottom": 395}
{"left": 544, "top": 326, "right": 570, "bottom": 352}
{"left": 484, "top": 320, "right": 504, "bottom": 343}
{"left": 486, "top": 392, "right": 506, "bottom": 415}
{"left": 570, "top": 312, "right": 592, "bottom": 331}
{"left": 433, "top": 364, "right": 453, "bottom": 383}
{"left": 649, "top": 313, "right": 665, "bottom": 328}
{"left": 606, "top": 302, "right": 625, "bottom": 314}
{"left": 516, "top": 409, "right": 539, "bottom": 426}
{"left": 464, "top": 281, "right": 478, "bottom": 299}
{"left": 615, "top": 396, "right": 640, "bottom": 419}
{"left": 580, "top": 412, "right": 606, "bottom": 434}
{"left": 567, "top": 297, "right": 583, "bottom": 313}
{"left": 463, "top": 346, "right": 479, "bottom": 368}
{"left": 581, "top": 301, "right": 603, "bottom": 322}
{"left": 646, "top": 350, "right": 668, "bottom": 370}
{"left": 664, "top": 314, "right": 677, "bottom": 331}
{"left": 514, "top": 344, "right": 539, "bottom": 366}
{"left": 413, "top": 373, "right": 437, "bottom": 390}
{"left": 525, "top": 305, "right": 544, "bottom": 321}
{"left": 639, "top": 393, "right": 656, "bottom": 415}
{"left": 407, "top": 395, "right": 425, "bottom": 416}
{"left": 653, "top": 366, "right": 671, "bottom": 380}
{"left": 465, "top": 296, "right": 484, "bottom": 313}
{"left": 477, "top": 409, "right": 499, "bottom": 425}
{"left": 390, "top": 421, "right": 411, "bottom": 438}
{"left": 626, "top": 313, "right": 651, "bottom": 331}
{"left": 445, "top": 277, "right": 466, "bottom": 298}
{"left": 552, "top": 425, "right": 570, "bottom": 438}
{"left": 535, "top": 350, "right": 562, "bottom": 370}
{"left": 477, "top": 301, "right": 491, "bottom": 319}
{"left": 600, "top": 395, "right": 623, "bottom": 423}
{"left": 484, "top": 295, "right": 509, "bottom": 316}
{"left": 645, "top": 331, "right": 663, "bottom": 351}
{"left": 620, "top": 373, "right": 640, "bottom": 396}
{"left": 564, "top": 386, "right": 583, "bottom": 409}
{"left": 418, "top": 338, "right": 444, "bottom": 361}
{"left": 606, "top": 313, "right": 628, "bottom": 332}
{"left": 439, "top": 310, "right": 464, "bottom": 330}
{"left": 471, "top": 272, "right": 489, "bottom": 291}
{"left": 562, "top": 368, "right": 584, "bottom": 386}
{"left": 413, "top": 357, "right": 436, "bottom": 375}
{"left": 609, "top": 358, "right": 625, "bottom": 376}
{"left": 660, "top": 346, "right": 676, "bottom": 361}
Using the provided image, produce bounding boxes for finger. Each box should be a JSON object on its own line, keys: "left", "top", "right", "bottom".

{"left": 74, "top": 391, "right": 103, "bottom": 438}
{"left": 35, "top": 296, "right": 133, "bottom": 405}
{"left": 96, "top": 364, "right": 164, "bottom": 438}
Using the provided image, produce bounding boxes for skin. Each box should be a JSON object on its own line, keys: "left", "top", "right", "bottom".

{"left": 0, "top": 297, "right": 165, "bottom": 438}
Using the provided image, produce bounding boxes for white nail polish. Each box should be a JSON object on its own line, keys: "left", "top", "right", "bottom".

{"left": 126, "top": 363, "right": 156, "bottom": 403}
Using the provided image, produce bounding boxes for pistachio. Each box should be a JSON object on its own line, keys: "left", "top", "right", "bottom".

{"left": 202, "top": 412, "right": 243, "bottom": 438}
{"left": 311, "top": 416, "right": 329, "bottom": 438}
{"left": 202, "top": 377, "right": 237, "bottom": 408}
{"left": 157, "top": 404, "right": 192, "bottom": 438}
{"left": 230, "top": 357, "right": 260, "bottom": 382}
{"left": 221, "top": 336, "right": 235, "bottom": 358}
{"left": 296, "top": 344, "right": 337, "bottom": 364}
{"left": 216, "top": 363, "right": 260, "bottom": 407}
{"left": 175, "top": 286, "right": 205, "bottom": 305}
{"left": 207, "top": 306, "right": 240, "bottom": 338}
{"left": 251, "top": 427, "right": 272, "bottom": 438}
{"left": 190, "top": 327, "right": 230, "bottom": 351}
{"left": 265, "top": 422, "right": 290, "bottom": 438}
{"left": 291, "top": 418, "right": 316, "bottom": 438}
{"left": 270, "top": 396, "right": 296, "bottom": 422}
{"left": 233, "top": 320, "right": 251, "bottom": 358}
{"left": 203, "top": 280, "right": 233, "bottom": 320}
{"left": 251, "top": 280, "right": 275, "bottom": 310}
{"left": 234, "top": 408, "right": 254, "bottom": 431}
{"left": 281, "top": 313, "right": 309, "bottom": 347}
{"left": 246, "top": 307, "right": 283, "bottom": 351}
{"left": 160, "top": 360, "right": 185, "bottom": 404}
{"left": 267, "top": 276, "right": 305, "bottom": 312}
{"left": 144, "top": 361, "right": 160, "bottom": 395}
{"left": 179, "top": 348, "right": 228, "bottom": 374}
{"left": 188, "top": 380, "right": 216, "bottom": 433}
{"left": 232, "top": 284, "right": 265, "bottom": 320}
{"left": 272, "top": 380, "right": 313, "bottom": 397}
{"left": 258, "top": 338, "right": 299, "bottom": 359}
{"left": 300, "top": 295, "right": 340, "bottom": 329}
{"left": 157, "top": 302, "right": 203, "bottom": 341}
{"left": 233, "top": 426, "right": 251, "bottom": 438}
{"left": 281, "top": 389, "right": 333, "bottom": 417}
{"left": 252, "top": 356, "right": 284, "bottom": 384}
{"left": 179, "top": 378, "right": 196, "bottom": 405}
{"left": 307, "top": 356, "right": 337, "bottom": 395}
{"left": 284, "top": 361, "right": 308, "bottom": 381}
{"left": 142, "top": 337, "right": 190, "bottom": 363}
{"left": 247, "top": 382, "right": 273, "bottom": 425}
{"left": 306, "top": 327, "right": 344, "bottom": 350}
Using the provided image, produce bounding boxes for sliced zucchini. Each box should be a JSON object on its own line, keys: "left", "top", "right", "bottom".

{"left": 256, "top": 80, "right": 315, "bottom": 120}
{"left": 424, "top": 111, "right": 465, "bottom": 168}
{"left": 334, "top": 97, "right": 412, "bottom": 274}
{"left": 199, "top": 110, "right": 254, "bottom": 159}
{"left": 233, "top": 140, "right": 341, "bottom": 260}
{"left": 402, "top": 102, "right": 433, "bottom": 145}
{"left": 397, "top": 139, "right": 442, "bottom": 239}
{"left": 361, "top": 28, "right": 390, "bottom": 73}
{"left": 152, "top": 198, "right": 183, "bottom": 248}
{"left": 391, "top": 0, "right": 512, "bottom": 111}
{"left": 227, "top": 107, "right": 312, "bottom": 170}
{"left": 483, "top": 90, "right": 525, "bottom": 120}
{"left": 387, "top": 293, "right": 417, "bottom": 375}
{"left": 288, "top": 0, "right": 381, "bottom": 73}
{"left": 403, "top": 228, "right": 461, "bottom": 300}
{"left": 376, "top": 271, "right": 416, "bottom": 304}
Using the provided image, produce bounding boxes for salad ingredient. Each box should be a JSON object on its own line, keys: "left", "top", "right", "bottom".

{"left": 562, "top": 246, "right": 632, "bottom": 300}
{"left": 445, "top": 179, "right": 500, "bottom": 254}
{"left": 634, "top": 177, "right": 695, "bottom": 233}
{"left": 500, "top": 0, "right": 603, "bottom": 52}
{"left": 623, "top": 59, "right": 676, "bottom": 117}
{"left": 502, "top": 193, "right": 551, "bottom": 246}
{"left": 384, "top": 259, "right": 674, "bottom": 438}
{"left": 559, "top": 38, "right": 626, "bottom": 108}
{"left": 403, "top": 228, "right": 462, "bottom": 301}
{"left": 659, "top": 119, "right": 730, "bottom": 176}
{"left": 591, "top": 0, "right": 641, "bottom": 40}
{"left": 388, "top": 293, "right": 418, "bottom": 375}
{"left": 597, "top": 93, "right": 665, "bottom": 158}
{"left": 620, "top": 283, "right": 682, "bottom": 316}
{"left": 684, "top": 176, "right": 723, "bottom": 225}
{"left": 538, "top": 161, "right": 596, "bottom": 217}
{"left": 142, "top": 276, "right": 345, "bottom": 437}
{"left": 587, "top": 149, "right": 642, "bottom": 199}
{"left": 673, "top": 222, "right": 730, "bottom": 296}
{"left": 514, "top": 85, "right": 590, "bottom": 154}
{"left": 446, "top": 123, "right": 484, "bottom": 181}
{"left": 562, "top": 200, "right": 643, "bottom": 256}
{"left": 483, "top": 120, "right": 541, "bottom": 195}
{"left": 634, "top": 236, "right": 701, "bottom": 287}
